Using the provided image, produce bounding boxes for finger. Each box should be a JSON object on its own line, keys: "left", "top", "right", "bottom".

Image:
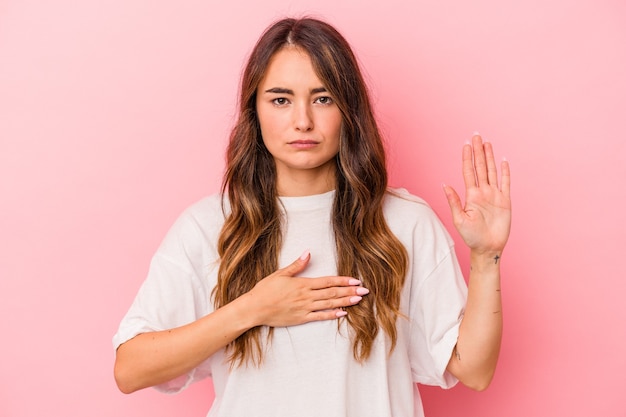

{"left": 501, "top": 158, "right": 511, "bottom": 197}
{"left": 311, "top": 294, "right": 364, "bottom": 311}
{"left": 308, "top": 276, "right": 362, "bottom": 290}
{"left": 443, "top": 184, "right": 465, "bottom": 224}
{"left": 484, "top": 141, "right": 499, "bottom": 188}
{"left": 305, "top": 309, "right": 349, "bottom": 322}
{"left": 312, "top": 285, "right": 369, "bottom": 301}
{"left": 281, "top": 250, "right": 310, "bottom": 277}
{"left": 461, "top": 142, "right": 476, "bottom": 190}
{"left": 472, "top": 134, "right": 489, "bottom": 187}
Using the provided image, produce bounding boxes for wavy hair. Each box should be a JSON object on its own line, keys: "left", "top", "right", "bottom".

{"left": 214, "top": 17, "right": 408, "bottom": 367}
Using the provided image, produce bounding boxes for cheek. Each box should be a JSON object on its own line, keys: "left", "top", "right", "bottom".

{"left": 257, "top": 109, "right": 284, "bottom": 141}
{"left": 328, "top": 112, "right": 343, "bottom": 140}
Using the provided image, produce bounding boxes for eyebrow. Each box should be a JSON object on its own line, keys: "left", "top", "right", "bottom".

{"left": 264, "top": 87, "right": 328, "bottom": 95}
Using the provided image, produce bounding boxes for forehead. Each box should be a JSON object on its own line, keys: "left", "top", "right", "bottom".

{"left": 259, "top": 46, "right": 323, "bottom": 88}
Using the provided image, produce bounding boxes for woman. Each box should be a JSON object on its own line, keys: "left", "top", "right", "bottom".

{"left": 113, "top": 17, "right": 511, "bottom": 417}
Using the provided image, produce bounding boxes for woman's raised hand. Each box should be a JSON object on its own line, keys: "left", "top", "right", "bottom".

{"left": 246, "top": 251, "right": 368, "bottom": 328}
{"left": 443, "top": 133, "right": 511, "bottom": 256}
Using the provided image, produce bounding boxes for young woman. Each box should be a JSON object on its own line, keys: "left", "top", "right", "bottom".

{"left": 113, "top": 17, "right": 511, "bottom": 417}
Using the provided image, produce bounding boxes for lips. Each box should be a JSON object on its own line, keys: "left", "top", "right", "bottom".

{"left": 288, "top": 139, "right": 320, "bottom": 149}
{"left": 288, "top": 139, "right": 319, "bottom": 145}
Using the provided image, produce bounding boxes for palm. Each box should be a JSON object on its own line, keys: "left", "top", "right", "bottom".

{"left": 444, "top": 135, "right": 511, "bottom": 254}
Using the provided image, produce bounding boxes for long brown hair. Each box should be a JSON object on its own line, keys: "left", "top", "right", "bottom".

{"left": 214, "top": 17, "right": 408, "bottom": 367}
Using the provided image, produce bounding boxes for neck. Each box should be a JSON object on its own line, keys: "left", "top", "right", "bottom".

{"left": 275, "top": 161, "right": 336, "bottom": 197}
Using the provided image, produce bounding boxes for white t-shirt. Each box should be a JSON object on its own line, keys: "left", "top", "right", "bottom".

{"left": 113, "top": 188, "right": 468, "bottom": 417}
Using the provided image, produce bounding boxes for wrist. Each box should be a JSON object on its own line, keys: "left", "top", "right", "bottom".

{"left": 228, "top": 292, "right": 263, "bottom": 331}
{"left": 469, "top": 250, "right": 503, "bottom": 271}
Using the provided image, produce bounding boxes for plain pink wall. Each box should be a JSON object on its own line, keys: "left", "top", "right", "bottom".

{"left": 1, "top": 0, "right": 625, "bottom": 416}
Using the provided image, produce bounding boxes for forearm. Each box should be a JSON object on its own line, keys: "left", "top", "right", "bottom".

{"left": 113, "top": 254, "right": 366, "bottom": 394}
{"left": 447, "top": 250, "right": 503, "bottom": 391}
{"left": 114, "top": 294, "right": 256, "bottom": 394}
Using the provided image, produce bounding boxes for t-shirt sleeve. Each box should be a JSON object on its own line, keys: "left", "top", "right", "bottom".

{"left": 112, "top": 202, "right": 218, "bottom": 393}
{"left": 389, "top": 192, "right": 467, "bottom": 388}
{"left": 409, "top": 249, "right": 467, "bottom": 388}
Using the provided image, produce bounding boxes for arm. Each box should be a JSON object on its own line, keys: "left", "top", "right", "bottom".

{"left": 114, "top": 251, "right": 367, "bottom": 394}
{"left": 442, "top": 133, "right": 511, "bottom": 391}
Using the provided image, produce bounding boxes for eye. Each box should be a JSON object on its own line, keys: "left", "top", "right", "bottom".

{"left": 272, "top": 97, "right": 289, "bottom": 106}
{"left": 315, "top": 96, "right": 334, "bottom": 105}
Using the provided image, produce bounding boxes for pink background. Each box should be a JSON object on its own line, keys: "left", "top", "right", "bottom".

{"left": 1, "top": 0, "right": 625, "bottom": 416}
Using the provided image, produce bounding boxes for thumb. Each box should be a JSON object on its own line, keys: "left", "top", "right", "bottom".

{"left": 281, "top": 250, "right": 310, "bottom": 277}
{"left": 442, "top": 184, "right": 464, "bottom": 224}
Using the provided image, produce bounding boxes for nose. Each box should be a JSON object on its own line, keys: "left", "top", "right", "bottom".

{"left": 293, "top": 102, "right": 313, "bottom": 132}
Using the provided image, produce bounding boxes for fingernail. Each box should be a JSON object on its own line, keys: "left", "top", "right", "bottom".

{"left": 473, "top": 131, "right": 480, "bottom": 136}
{"left": 502, "top": 156, "right": 508, "bottom": 162}
{"left": 299, "top": 250, "right": 310, "bottom": 261}
{"left": 349, "top": 296, "right": 362, "bottom": 304}
{"left": 336, "top": 310, "right": 348, "bottom": 318}
{"left": 356, "top": 287, "right": 369, "bottom": 295}
{"left": 348, "top": 278, "right": 361, "bottom": 285}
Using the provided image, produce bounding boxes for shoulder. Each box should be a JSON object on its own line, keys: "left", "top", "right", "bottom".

{"left": 383, "top": 187, "right": 454, "bottom": 247}
{"left": 177, "top": 193, "right": 227, "bottom": 227}
{"left": 156, "top": 193, "right": 226, "bottom": 260}
{"left": 383, "top": 187, "right": 436, "bottom": 221}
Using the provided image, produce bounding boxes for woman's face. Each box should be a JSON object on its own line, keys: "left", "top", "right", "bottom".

{"left": 256, "top": 47, "right": 342, "bottom": 194}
